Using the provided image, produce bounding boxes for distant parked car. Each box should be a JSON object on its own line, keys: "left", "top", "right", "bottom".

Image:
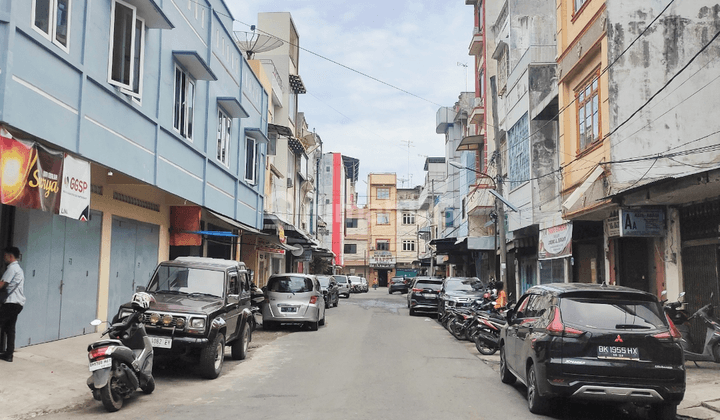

{"left": 262, "top": 274, "right": 326, "bottom": 331}
{"left": 359, "top": 277, "right": 369, "bottom": 293}
{"left": 349, "top": 275, "right": 365, "bottom": 293}
{"left": 317, "top": 275, "right": 339, "bottom": 308}
{"left": 388, "top": 276, "right": 409, "bottom": 294}
{"left": 438, "top": 277, "right": 486, "bottom": 318}
{"left": 333, "top": 275, "right": 352, "bottom": 298}
{"left": 499, "top": 283, "right": 684, "bottom": 419}
{"left": 407, "top": 277, "right": 444, "bottom": 315}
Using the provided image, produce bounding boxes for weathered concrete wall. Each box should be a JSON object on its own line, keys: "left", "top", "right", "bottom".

{"left": 607, "top": 1, "right": 720, "bottom": 191}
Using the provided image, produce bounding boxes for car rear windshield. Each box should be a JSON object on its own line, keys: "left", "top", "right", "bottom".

{"left": 268, "top": 276, "right": 314, "bottom": 293}
{"left": 414, "top": 281, "right": 443, "bottom": 290}
{"left": 148, "top": 266, "right": 225, "bottom": 298}
{"left": 559, "top": 297, "right": 666, "bottom": 330}
{"left": 391, "top": 278, "right": 405, "bottom": 283}
{"left": 333, "top": 276, "right": 348, "bottom": 283}
{"left": 349, "top": 277, "right": 362, "bottom": 284}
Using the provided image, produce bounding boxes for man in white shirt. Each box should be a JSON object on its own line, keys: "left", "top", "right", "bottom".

{"left": 0, "top": 246, "right": 25, "bottom": 362}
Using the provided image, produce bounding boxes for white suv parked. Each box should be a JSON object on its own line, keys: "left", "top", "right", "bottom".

{"left": 332, "top": 275, "right": 352, "bottom": 298}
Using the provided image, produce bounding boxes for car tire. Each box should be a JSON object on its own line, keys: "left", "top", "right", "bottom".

{"left": 409, "top": 308, "right": 415, "bottom": 316}
{"left": 527, "top": 363, "right": 549, "bottom": 414}
{"left": 649, "top": 403, "right": 677, "bottom": 420}
{"left": 499, "top": 345, "right": 516, "bottom": 384}
{"left": 199, "top": 333, "right": 225, "bottom": 379}
{"left": 319, "top": 308, "right": 326, "bottom": 326}
{"left": 308, "top": 320, "right": 319, "bottom": 331}
{"left": 231, "top": 322, "right": 249, "bottom": 360}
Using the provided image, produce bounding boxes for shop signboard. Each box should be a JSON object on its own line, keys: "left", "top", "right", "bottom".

{"left": 0, "top": 128, "right": 90, "bottom": 220}
{"left": 369, "top": 251, "right": 396, "bottom": 268}
{"left": 606, "top": 216, "right": 620, "bottom": 238}
{"left": 538, "top": 222, "right": 573, "bottom": 260}
{"left": 619, "top": 208, "right": 665, "bottom": 237}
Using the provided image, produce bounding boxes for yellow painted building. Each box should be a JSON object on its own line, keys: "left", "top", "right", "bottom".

{"left": 367, "top": 173, "right": 397, "bottom": 286}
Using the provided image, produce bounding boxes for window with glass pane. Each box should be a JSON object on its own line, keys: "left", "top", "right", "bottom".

{"left": 402, "top": 240, "right": 416, "bottom": 252}
{"left": 376, "top": 240, "right": 390, "bottom": 251}
{"left": 108, "top": 1, "right": 145, "bottom": 98}
{"left": 32, "top": 0, "right": 71, "bottom": 52}
{"left": 508, "top": 113, "right": 529, "bottom": 190}
{"left": 173, "top": 67, "right": 195, "bottom": 140}
{"left": 402, "top": 213, "right": 415, "bottom": 225}
{"left": 574, "top": 0, "right": 587, "bottom": 13}
{"left": 445, "top": 209, "right": 454, "bottom": 228}
{"left": 377, "top": 188, "right": 390, "bottom": 199}
{"left": 344, "top": 244, "right": 357, "bottom": 254}
{"left": 217, "top": 109, "right": 231, "bottom": 166}
{"left": 346, "top": 218, "right": 358, "bottom": 228}
{"left": 377, "top": 213, "right": 390, "bottom": 225}
{"left": 577, "top": 74, "right": 600, "bottom": 150}
{"left": 245, "top": 137, "right": 256, "bottom": 184}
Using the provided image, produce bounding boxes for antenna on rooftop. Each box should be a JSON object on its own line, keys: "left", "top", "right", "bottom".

{"left": 235, "top": 25, "right": 284, "bottom": 60}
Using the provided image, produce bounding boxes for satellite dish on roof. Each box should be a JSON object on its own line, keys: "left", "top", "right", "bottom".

{"left": 235, "top": 25, "right": 283, "bottom": 60}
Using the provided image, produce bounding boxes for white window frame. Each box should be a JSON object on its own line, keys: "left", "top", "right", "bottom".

{"left": 217, "top": 108, "right": 231, "bottom": 167}
{"left": 107, "top": 0, "right": 145, "bottom": 99}
{"left": 402, "top": 212, "right": 415, "bottom": 225}
{"left": 376, "top": 240, "right": 390, "bottom": 251}
{"left": 245, "top": 136, "right": 257, "bottom": 185}
{"left": 377, "top": 188, "right": 390, "bottom": 199}
{"left": 402, "top": 240, "right": 416, "bottom": 252}
{"left": 173, "top": 64, "right": 196, "bottom": 141}
{"left": 32, "top": 0, "right": 72, "bottom": 53}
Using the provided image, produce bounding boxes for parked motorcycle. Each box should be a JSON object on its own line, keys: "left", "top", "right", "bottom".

{"left": 86, "top": 292, "right": 155, "bottom": 412}
{"left": 663, "top": 292, "right": 720, "bottom": 364}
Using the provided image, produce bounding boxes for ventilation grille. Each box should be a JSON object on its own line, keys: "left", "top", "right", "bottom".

{"left": 91, "top": 184, "right": 103, "bottom": 195}
{"left": 113, "top": 192, "right": 160, "bottom": 212}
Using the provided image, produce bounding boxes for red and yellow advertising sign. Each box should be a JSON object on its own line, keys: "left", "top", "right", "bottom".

{"left": 0, "top": 127, "right": 90, "bottom": 220}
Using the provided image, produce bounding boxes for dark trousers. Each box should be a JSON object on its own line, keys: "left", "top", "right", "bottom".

{"left": 0, "top": 303, "right": 23, "bottom": 354}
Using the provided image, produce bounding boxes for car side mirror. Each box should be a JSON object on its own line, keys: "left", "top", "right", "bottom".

{"left": 135, "top": 285, "right": 146, "bottom": 292}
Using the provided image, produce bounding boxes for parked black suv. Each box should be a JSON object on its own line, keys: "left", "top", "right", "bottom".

{"left": 317, "top": 275, "right": 340, "bottom": 308}
{"left": 116, "top": 257, "right": 255, "bottom": 379}
{"left": 388, "top": 276, "right": 409, "bottom": 294}
{"left": 407, "top": 277, "right": 443, "bottom": 315}
{"left": 499, "top": 283, "right": 684, "bottom": 419}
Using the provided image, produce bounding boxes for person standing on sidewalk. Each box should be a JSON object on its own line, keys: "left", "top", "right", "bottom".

{"left": 0, "top": 246, "right": 26, "bottom": 362}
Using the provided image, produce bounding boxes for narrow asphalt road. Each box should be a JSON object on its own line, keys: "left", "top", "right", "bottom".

{"left": 40, "top": 289, "right": 670, "bottom": 420}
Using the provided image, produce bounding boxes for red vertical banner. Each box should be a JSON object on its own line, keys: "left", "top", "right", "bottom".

{"left": 332, "top": 153, "right": 342, "bottom": 266}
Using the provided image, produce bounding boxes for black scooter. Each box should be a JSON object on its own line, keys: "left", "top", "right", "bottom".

{"left": 663, "top": 292, "right": 720, "bottom": 364}
{"left": 87, "top": 294, "right": 155, "bottom": 412}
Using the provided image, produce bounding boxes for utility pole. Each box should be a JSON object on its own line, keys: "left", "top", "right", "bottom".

{"left": 429, "top": 179, "right": 435, "bottom": 277}
{"left": 490, "top": 76, "right": 509, "bottom": 292}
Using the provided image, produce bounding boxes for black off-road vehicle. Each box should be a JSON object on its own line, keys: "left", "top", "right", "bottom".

{"left": 115, "top": 257, "right": 255, "bottom": 379}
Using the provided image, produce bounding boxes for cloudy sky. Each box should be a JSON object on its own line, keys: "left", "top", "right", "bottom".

{"left": 226, "top": 1, "right": 474, "bottom": 201}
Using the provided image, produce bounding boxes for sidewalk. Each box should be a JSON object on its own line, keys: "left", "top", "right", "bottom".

{"left": 1, "top": 333, "right": 719, "bottom": 420}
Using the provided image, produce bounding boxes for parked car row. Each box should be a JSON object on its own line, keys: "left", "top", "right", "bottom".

{"left": 393, "top": 277, "right": 687, "bottom": 420}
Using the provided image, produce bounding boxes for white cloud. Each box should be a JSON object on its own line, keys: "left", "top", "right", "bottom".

{"left": 227, "top": 0, "right": 474, "bottom": 199}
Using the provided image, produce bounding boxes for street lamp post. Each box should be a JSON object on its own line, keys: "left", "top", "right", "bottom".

{"left": 448, "top": 161, "right": 514, "bottom": 288}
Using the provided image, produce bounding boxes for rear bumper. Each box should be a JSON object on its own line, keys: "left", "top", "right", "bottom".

{"left": 410, "top": 300, "right": 439, "bottom": 311}
{"left": 542, "top": 361, "right": 685, "bottom": 404}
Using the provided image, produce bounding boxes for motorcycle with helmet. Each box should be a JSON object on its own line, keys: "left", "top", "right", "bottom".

{"left": 86, "top": 292, "right": 156, "bottom": 412}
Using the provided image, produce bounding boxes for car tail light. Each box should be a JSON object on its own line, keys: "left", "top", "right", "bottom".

{"left": 412, "top": 288, "right": 423, "bottom": 293}
{"left": 309, "top": 296, "right": 318, "bottom": 304}
{"left": 654, "top": 314, "right": 681, "bottom": 342}
{"left": 547, "top": 307, "right": 584, "bottom": 337}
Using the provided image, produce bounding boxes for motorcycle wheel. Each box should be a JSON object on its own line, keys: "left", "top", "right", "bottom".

{"left": 474, "top": 334, "right": 497, "bottom": 355}
{"left": 141, "top": 376, "right": 155, "bottom": 394}
{"left": 449, "top": 320, "right": 467, "bottom": 340}
{"left": 99, "top": 376, "right": 124, "bottom": 412}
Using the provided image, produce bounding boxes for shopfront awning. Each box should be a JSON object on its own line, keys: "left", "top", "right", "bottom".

{"left": 467, "top": 236, "right": 496, "bottom": 251}
{"left": 457, "top": 134, "right": 484, "bottom": 152}
{"left": 207, "top": 210, "right": 265, "bottom": 235}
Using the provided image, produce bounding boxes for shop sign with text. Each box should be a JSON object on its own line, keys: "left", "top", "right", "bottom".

{"left": 369, "top": 251, "right": 396, "bottom": 268}
{"left": 619, "top": 208, "right": 665, "bottom": 237}
{"left": 539, "top": 222, "right": 573, "bottom": 260}
{"left": 0, "top": 128, "right": 90, "bottom": 220}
